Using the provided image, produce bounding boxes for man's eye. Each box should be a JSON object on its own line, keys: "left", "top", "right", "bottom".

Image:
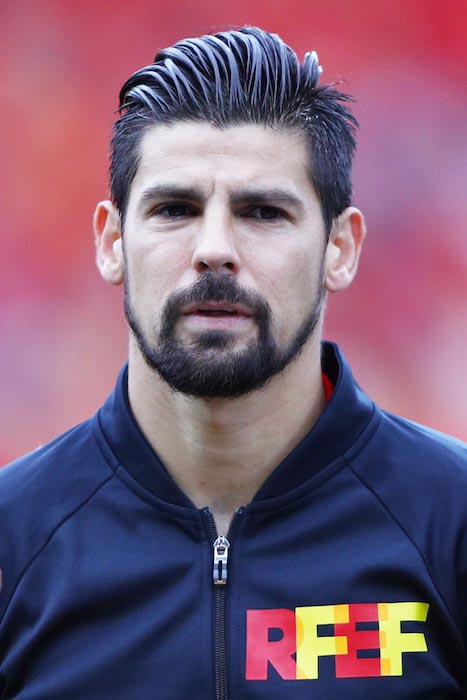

{"left": 153, "top": 203, "right": 194, "bottom": 218}
{"left": 246, "top": 206, "right": 285, "bottom": 221}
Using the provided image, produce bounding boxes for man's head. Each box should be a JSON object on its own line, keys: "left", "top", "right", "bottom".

{"left": 110, "top": 26, "right": 358, "bottom": 235}
{"left": 95, "top": 28, "right": 365, "bottom": 400}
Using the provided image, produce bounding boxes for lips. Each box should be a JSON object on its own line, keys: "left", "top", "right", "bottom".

{"left": 197, "top": 309, "right": 237, "bottom": 316}
{"left": 182, "top": 302, "right": 252, "bottom": 318}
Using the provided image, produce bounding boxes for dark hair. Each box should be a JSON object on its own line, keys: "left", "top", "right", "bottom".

{"left": 110, "top": 26, "right": 358, "bottom": 234}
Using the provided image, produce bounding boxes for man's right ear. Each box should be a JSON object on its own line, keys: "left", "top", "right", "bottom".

{"left": 93, "top": 201, "right": 124, "bottom": 285}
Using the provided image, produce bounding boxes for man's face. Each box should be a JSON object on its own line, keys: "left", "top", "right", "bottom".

{"left": 121, "top": 122, "right": 329, "bottom": 398}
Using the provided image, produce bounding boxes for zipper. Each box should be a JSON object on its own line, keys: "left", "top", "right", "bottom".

{"left": 203, "top": 507, "right": 244, "bottom": 700}
{"left": 213, "top": 536, "right": 230, "bottom": 585}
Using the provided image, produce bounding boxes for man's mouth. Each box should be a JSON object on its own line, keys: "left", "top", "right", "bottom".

{"left": 179, "top": 302, "right": 254, "bottom": 331}
{"left": 182, "top": 302, "right": 252, "bottom": 318}
{"left": 197, "top": 309, "right": 238, "bottom": 316}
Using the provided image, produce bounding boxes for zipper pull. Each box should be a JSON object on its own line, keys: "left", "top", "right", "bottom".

{"left": 213, "top": 535, "right": 230, "bottom": 586}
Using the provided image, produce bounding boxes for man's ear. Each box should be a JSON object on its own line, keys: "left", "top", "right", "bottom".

{"left": 94, "top": 201, "right": 124, "bottom": 285}
{"left": 324, "top": 207, "right": 366, "bottom": 292}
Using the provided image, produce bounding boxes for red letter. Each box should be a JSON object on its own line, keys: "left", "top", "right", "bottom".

{"left": 334, "top": 603, "right": 381, "bottom": 678}
{"left": 246, "top": 609, "right": 296, "bottom": 680}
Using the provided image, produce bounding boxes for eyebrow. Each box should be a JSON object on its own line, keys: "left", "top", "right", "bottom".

{"left": 138, "top": 185, "right": 204, "bottom": 210}
{"left": 138, "top": 184, "right": 306, "bottom": 215}
{"left": 229, "top": 188, "right": 305, "bottom": 214}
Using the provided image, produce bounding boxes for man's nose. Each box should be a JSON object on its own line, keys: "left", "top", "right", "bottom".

{"left": 191, "top": 208, "right": 241, "bottom": 274}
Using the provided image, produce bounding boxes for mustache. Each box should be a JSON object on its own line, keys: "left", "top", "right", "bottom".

{"left": 161, "top": 272, "right": 272, "bottom": 329}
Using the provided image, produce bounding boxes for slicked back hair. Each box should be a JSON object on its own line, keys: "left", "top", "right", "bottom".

{"left": 110, "top": 26, "right": 358, "bottom": 234}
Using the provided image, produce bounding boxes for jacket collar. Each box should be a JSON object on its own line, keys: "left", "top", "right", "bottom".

{"left": 96, "top": 342, "right": 376, "bottom": 507}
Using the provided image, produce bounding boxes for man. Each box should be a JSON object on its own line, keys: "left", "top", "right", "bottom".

{"left": 0, "top": 27, "right": 465, "bottom": 699}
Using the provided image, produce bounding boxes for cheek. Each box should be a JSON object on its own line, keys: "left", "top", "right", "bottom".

{"left": 263, "top": 251, "right": 324, "bottom": 340}
{"left": 126, "top": 238, "right": 189, "bottom": 292}
{"left": 263, "top": 247, "right": 322, "bottom": 303}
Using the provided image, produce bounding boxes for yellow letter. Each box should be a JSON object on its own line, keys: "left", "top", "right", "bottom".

{"left": 295, "top": 604, "right": 348, "bottom": 679}
{"left": 378, "top": 602, "right": 429, "bottom": 676}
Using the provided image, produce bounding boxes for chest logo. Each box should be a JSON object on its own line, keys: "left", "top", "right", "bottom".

{"left": 246, "top": 601, "right": 429, "bottom": 680}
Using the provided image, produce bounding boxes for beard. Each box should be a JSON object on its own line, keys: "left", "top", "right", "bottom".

{"left": 124, "top": 271, "right": 325, "bottom": 399}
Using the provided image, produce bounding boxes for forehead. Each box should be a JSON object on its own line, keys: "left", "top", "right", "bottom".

{"left": 129, "top": 121, "right": 316, "bottom": 203}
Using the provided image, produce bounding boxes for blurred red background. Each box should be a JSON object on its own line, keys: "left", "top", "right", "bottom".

{"left": 2, "top": 0, "right": 466, "bottom": 463}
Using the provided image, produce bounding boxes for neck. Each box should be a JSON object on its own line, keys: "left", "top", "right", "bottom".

{"left": 127, "top": 336, "right": 325, "bottom": 534}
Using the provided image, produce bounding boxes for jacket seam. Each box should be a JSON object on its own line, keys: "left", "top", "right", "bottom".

{"left": 113, "top": 465, "right": 199, "bottom": 521}
{"left": 0, "top": 473, "right": 115, "bottom": 628}
{"left": 92, "top": 415, "right": 121, "bottom": 472}
{"left": 346, "top": 459, "right": 464, "bottom": 641}
{"left": 248, "top": 408, "right": 380, "bottom": 514}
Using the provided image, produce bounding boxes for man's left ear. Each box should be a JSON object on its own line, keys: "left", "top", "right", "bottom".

{"left": 324, "top": 207, "right": 366, "bottom": 292}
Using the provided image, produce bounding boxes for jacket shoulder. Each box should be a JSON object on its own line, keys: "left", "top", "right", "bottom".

{"left": 350, "top": 409, "right": 467, "bottom": 639}
{"left": 376, "top": 409, "right": 467, "bottom": 476}
{"left": 0, "top": 417, "right": 114, "bottom": 620}
{"left": 352, "top": 408, "right": 467, "bottom": 520}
